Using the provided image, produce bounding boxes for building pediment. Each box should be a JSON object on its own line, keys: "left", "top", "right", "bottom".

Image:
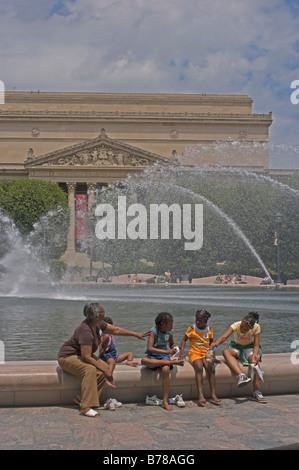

{"left": 24, "top": 129, "right": 171, "bottom": 169}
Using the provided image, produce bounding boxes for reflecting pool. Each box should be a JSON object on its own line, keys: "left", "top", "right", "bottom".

{"left": 1, "top": 284, "right": 298, "bottom": 361}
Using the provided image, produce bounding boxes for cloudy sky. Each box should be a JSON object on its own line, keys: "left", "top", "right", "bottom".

{"left": 1, "top": 0, "right": 298, "bottom": 168}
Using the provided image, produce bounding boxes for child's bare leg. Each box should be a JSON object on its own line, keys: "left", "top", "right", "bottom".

{"left": 117, "top": 352, "right": 138, "bottom": 367}
{"left": 252, "top": 369, "right": 260, "bottom": 391}
{"left": 204, "top": 360, "right": 221, "bottom": 404}
{"left": 222, "top": 348, "right": 243, "bottom": 375}
{"left": 191, "top": 359, "right": 206, "bottom": 405}
{"left": 106, "top": 357, "right": 115, "bottom": 376}
{"left": 105, "top": 358, "right": 116, "bottom": 387}
{"left": 141, "top": 357, "right": 183, "bottom": 369}
{"left": 161, "top": 365, "right": 172, "bottom": 411}
{"left": 141, "top": 358, "right": 182, "bottom": 411}
{"left": 248, "top": 354, "right": 262, "bottom": 392}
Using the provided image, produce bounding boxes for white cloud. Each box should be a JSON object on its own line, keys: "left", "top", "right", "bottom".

{"left": 0, "top": 0, "right": 298, "bottom": 167}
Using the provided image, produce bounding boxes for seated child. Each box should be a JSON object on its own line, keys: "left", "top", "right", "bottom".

{"left": 210, "top": 311, "right": 266, "bottom": 403}
{"left": 99, "top": 316, "right": 139, "bottom": 387}
{"left": 141, "top": 312, "right": 184, "bottom": 411}
{"left": 180, "top": 309, "right": 221, "bottom": 407}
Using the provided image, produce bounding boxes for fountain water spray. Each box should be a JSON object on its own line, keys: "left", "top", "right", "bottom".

{"left": 0, "top": 211, "right": 48, "bottom": 295}
{"left": 117, "top": 171, "right": 274, "bottom": 282}
{"left": 0, "top": 207, "right": 68, "bottom": 296}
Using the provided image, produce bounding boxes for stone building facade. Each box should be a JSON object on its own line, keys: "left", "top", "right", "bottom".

{"left": 0, "top": 91, "right": 273, "bottom": 255}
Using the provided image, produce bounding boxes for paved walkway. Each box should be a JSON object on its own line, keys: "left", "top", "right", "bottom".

{"left": 0, "top": 394, "right": 298, "bottom": 452}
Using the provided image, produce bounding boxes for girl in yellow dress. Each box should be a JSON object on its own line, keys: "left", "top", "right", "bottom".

{"left": 180, "top": 309, "right": 221, "bottom": 407}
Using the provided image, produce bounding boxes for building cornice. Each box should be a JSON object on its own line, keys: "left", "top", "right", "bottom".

{"left": 4, "top": 91, "right": 254, "bottom": 107}
{"left": 0, "top": 109, "right": 272, "bottom": 124}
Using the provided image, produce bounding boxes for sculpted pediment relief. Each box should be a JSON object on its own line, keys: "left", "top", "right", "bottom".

{"left": 45, "top": 145, "right": 149, "bottom": 167}
{"left": 25, "top": 129, "right": 170, "bottom": 168}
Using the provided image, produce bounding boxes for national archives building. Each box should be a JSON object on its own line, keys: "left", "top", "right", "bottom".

{"left": 0, "top": 91, "right": 276, "bottom": 257}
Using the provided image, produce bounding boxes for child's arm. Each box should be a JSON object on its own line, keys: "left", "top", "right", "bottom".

{"left": 168, "top": 334, "right": 174, "bottom": 349}
{"left": 210, "top": 326, "right": 233, "bottom": 349}
{"left": 146, "top": 331, "right": 175, "bottom": 355}
{"left": 252, "top": 333, "right": 260, "bottom": 365}
{"left": 209, "top": 336, "right": 220, "bottom": 363}
{"left": 179, "top": 334, "right": 189, "bottom": 360}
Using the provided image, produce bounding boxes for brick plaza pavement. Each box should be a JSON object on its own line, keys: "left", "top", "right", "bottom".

{"left": 0, "top": 394, "right": 298, "bottom": 452}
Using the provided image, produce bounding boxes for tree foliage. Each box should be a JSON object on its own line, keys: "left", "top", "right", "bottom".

{"left": 0, "top": 179, "right": 69, "bottom": 260}
{"left": 0, "top": 179, "right": 68, "bottom": 234}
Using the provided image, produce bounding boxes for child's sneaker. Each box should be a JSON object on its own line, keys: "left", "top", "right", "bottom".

{"left": 111, "top": 398, "right": 122, "bottom": 408}
{"left": 174, "top": 394, "right": 185, "bottom": 407}
{"left": 252, "top": 391, "right": 267, "bottom": 403}
{"left": 237, "top": 373, "right": 251, "bottom": 387}
{"left": 104, "top": 398, "right": 116, "bottom": 410}
{"left": 145, "top": 395, "right": 163, "bottom": 406}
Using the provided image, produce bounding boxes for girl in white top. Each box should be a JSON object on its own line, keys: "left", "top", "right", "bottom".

{"left": 210, "top": 312, "right": 267, "bottom": 403}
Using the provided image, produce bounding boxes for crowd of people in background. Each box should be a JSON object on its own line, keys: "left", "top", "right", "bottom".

{"left": 128, "top": 270, "right": 182, "bottom": 285}
{"left": 95, "top": 271, "right": 250, "bottom": 285}
{"left": 214, "top": 273, "right": 244, "bottom": 285}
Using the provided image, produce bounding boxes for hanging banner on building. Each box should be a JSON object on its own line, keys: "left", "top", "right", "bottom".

{"left": 75, "top": 194, "right": 88, "bottom": 240}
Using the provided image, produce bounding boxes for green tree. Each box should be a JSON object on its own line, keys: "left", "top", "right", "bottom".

{"left": 0, "top": 179, "right": 69, "bottom": 260}
{"left": 0, "top": 179, "right": 68, "bottom": 233}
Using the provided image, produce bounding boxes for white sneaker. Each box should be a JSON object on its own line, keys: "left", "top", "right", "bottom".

{"left": 104, "top": 398, "right": 116, "bottom": 410}
{"left": 111, "top": 398, "right": 122, "bottom": 408}
{"left": 174, "top": 394, "right": 185, "bottom": 407}
{"left": 145, "top": 395, "right": 163, "bottom": 406}
{"left": 237, "top": 373, "right": 251, "bottom": 387}
{"left": 252, "top": 391, "right": 267, "bottom": 403}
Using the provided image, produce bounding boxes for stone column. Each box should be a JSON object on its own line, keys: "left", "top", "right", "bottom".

{"left": 87, "top": 183, "right": 96, "bottom": 209}
{"left": 66, "top": 182, "right": 76, "bottom": 252}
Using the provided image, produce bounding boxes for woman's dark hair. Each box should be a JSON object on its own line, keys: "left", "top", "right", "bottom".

{"left": 155, "top": 312, "right": 173, "bottom": 327}
{"left": 195, "top": 309, "right": 211, "bottom": 321}
{"left": 104, "top": 316, "right": 113, "bottom": 325}
{"left": 242, "top": 311, "right": 259, "bottom": 328}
